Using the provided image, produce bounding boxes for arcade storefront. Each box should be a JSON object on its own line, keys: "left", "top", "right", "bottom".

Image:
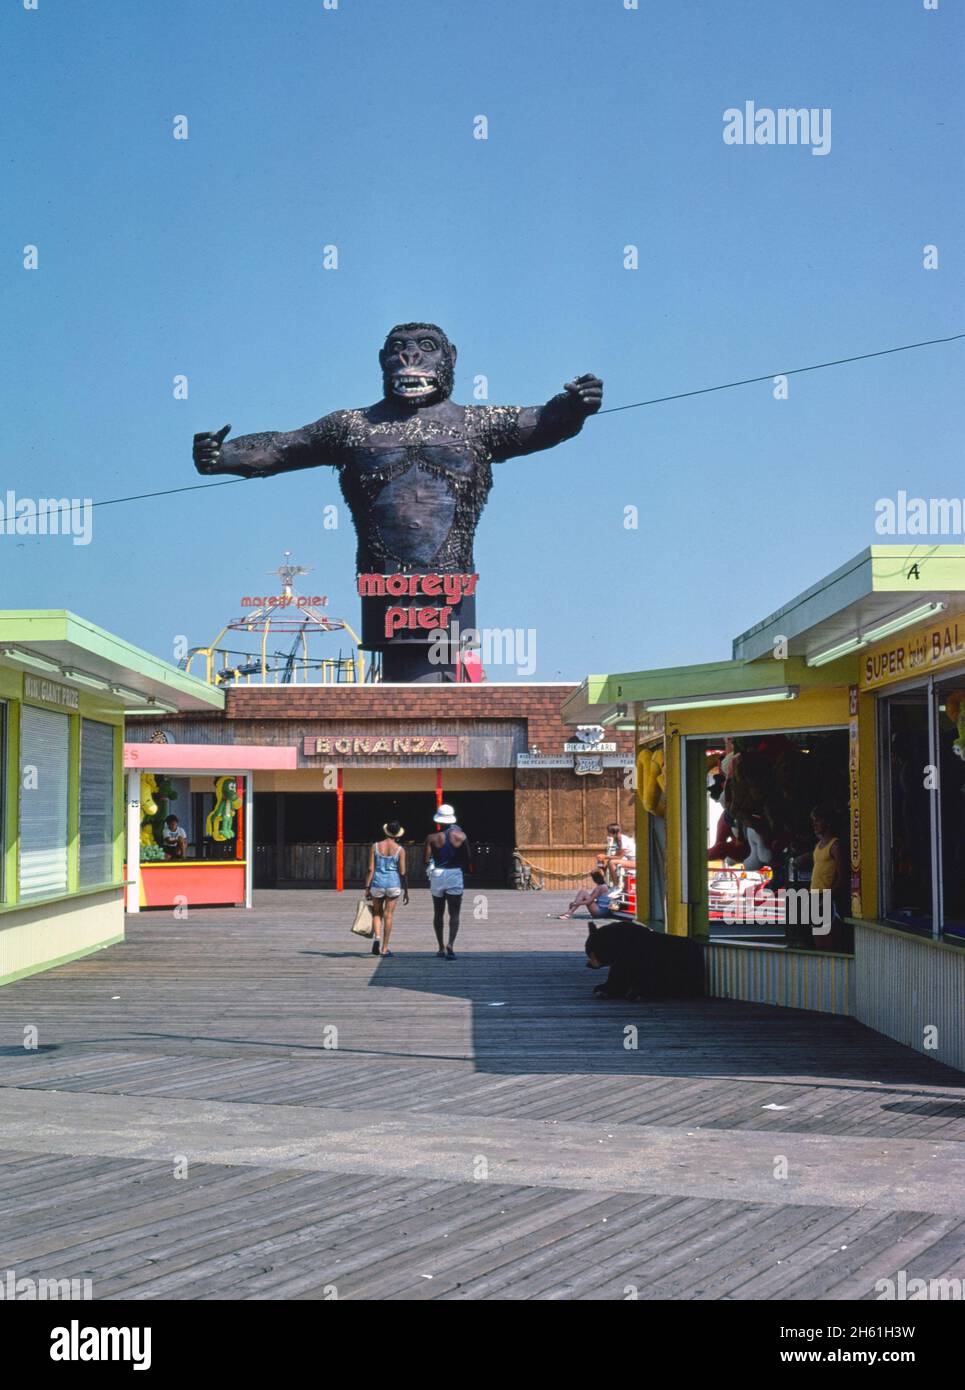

{"left": 568, "top": 662, "right": 853, "bottom": 949}
{"left": 567, "top": 544, "right": 965, "bottom": 1072}
{"left": 125, "top": 682, "right": 635, "bottom": 892}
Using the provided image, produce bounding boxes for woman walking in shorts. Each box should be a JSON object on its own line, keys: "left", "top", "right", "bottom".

{"left": 364, "top": 820, "right": 408, "bottom": 957}
{"left": 425, "top": 804, "right": 470, "bottom": 959}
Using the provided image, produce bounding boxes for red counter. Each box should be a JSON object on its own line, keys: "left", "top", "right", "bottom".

{"left": 133, "top": 861, "right": 246, "bottom": 909}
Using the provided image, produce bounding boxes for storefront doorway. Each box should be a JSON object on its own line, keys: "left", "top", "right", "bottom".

{"left": 253, "top": 790, "right": 515, "bottom": 888}
{"left": 880, "top": 692, "right": 932, "bottom": 931}
{"left": 878, "top": 672, "right": 965, "bottom": 941}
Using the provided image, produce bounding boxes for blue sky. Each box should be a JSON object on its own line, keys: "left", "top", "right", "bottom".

{"left": 3, "top": 0, "right": 963, "bottom": 681}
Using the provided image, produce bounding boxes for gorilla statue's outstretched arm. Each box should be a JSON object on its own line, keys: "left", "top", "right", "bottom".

{"left": 491, "top": 374, "right": 603, "bottom": 460}
{"left": 193, "top": 418, "right": 342, "bottom": 479}
{"left": 193, "top": 375, "right": 603, "bottom": 478}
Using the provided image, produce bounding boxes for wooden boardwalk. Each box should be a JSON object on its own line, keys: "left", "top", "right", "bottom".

{"left": 0, "top": 890, "right": 963, "bottom": 1300}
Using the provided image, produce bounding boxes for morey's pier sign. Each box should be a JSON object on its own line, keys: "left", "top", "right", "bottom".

{"left": 357, "top": 571, "right": 478, "bottom": 640}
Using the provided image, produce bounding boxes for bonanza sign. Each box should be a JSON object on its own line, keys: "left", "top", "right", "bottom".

{"left": 303, "top": 735, "right": 457, "bottom": 757}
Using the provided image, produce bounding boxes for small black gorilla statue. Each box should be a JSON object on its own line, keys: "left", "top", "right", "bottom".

{"left": 584, "top": 923, "right": 705, "bottom": 1002}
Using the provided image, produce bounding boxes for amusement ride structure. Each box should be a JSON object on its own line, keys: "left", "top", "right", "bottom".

{"left": 180, "top": 554, "right": 374, "bottom": 686}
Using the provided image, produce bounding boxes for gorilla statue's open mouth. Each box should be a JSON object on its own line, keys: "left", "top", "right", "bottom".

{"left": 391, "top": 373, "right": 439, "bottom": 399}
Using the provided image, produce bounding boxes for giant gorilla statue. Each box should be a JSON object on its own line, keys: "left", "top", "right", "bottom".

{"left": 193, "top": 323, "right": 602, "bottom": 678}
{"left": 193, "top": 323, "right": 602, "bottom": 572}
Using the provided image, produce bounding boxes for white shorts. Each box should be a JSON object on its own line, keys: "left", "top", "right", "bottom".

{"left": 370, "top": 886, "right": 401, "bottom": 899}
{"left": 429, "top": 866, "right": 464, "bottom": 897}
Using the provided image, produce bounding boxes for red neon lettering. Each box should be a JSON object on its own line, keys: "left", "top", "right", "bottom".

{"left": 385, "top": 607, "right": 407, "bottom": 636}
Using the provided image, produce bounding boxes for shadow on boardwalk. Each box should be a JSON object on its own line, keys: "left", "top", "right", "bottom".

{"left": 2, "top": 890, "right": 954, "bottom": 1093}
{"left": 362, "top": 949, "right": 964, "bottom": 1086}
{"left": 1, "top": 891, "right": 964, "bottom": 1302}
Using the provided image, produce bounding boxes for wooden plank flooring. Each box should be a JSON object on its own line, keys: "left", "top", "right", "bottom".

{"left": 0, "top": 889, "right": 962, "bottom": 1300}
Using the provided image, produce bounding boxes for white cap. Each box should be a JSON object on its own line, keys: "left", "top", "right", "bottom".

{"left": 433, "top": 803, "right": 457, "bottom": 825}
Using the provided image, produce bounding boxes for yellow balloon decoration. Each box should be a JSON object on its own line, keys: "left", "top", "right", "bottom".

{"left": 140, "top": 773, "right": 158, "bottom": 817}
{"left": 639, "top": 746, "right": 667, "bottom": 818}
{"left": 139, "top": 773, "right": 160, "bottom": 852}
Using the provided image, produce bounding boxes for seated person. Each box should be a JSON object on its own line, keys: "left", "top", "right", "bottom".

{"left": 161, "top": 815, "right": 188, "bottom": 859}
{"left": 597, "top": 822, "right": 636, "bottom": 887}
{"left": 558, "top": 870, "right": 614, "bottom": 920}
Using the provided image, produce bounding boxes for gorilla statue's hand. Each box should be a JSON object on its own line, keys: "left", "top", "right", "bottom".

{"left": 564, "top": 374, "right": 603, "bottom": 417}
{"left": 193, "top": 423, "right": 232, "bottom": 474}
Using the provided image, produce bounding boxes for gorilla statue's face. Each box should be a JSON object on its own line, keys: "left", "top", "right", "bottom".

{"left": 379, "top": 323, "right": 456, "bottom": 406}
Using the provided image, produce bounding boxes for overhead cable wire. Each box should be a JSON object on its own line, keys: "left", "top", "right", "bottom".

{"left": 81, "top": 332, "right": 965, "bottom": 512}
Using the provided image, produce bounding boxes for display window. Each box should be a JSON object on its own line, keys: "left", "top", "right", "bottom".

{"left": 689, "top": 727, "right": 850, "bottom": 945}
{"left": 878, "top": 672, "right": 965, "bottom": 943}
{"left": 880, "top": 691, "right": 932, "bottom": 931}
{"left": 138, "top": 775, "right": 246, "bottom": 863}
{"left": 937, "top": 678, "right": 965, "bottom": 935}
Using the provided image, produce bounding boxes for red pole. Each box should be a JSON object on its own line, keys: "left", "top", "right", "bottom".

{"left": 436, "top": 767, "right": 443, "bottom": 808}
{"left": 336, "top": 767, "right": 344, "bottom": 892}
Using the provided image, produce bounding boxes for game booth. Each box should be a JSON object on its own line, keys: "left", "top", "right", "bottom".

{"left": 123, "top": 743, "right": 297, "bottom": 910}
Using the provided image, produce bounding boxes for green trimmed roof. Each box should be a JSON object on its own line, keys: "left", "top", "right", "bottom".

{"left": 733, "top": 544, "right": 965, "bottom": 662}
{"left": 561, "top": 657, "right": 846, "bottom": 724}
{"left": 0, "top": 611, "right": 224, "bottom": 712}
{"left": 566, "top": 545, "right": 965, "bottom": 724}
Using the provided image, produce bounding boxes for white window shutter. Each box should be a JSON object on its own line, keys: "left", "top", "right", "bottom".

{"left": 19, "top": 705, "right": 70, "bottom": 901}
{"left": 79, "top": 719, "right": 115, "bottom": 888}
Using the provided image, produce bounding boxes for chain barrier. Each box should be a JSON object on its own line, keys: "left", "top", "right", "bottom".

{"left": 513, "top": 851, "right": 598, "bottom": 890}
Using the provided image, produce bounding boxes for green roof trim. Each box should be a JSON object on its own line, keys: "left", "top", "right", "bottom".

{"left": 0, "top": 610, "right": 224, "bottom": 711}
{"left": 568, "top": 546, "right": 965, "bottom": 723}
{"left": 733, "top": 544, "right": 965, "bottom": 662}
{"left": 562, "top": 656, "right": 853, "bottom": 722}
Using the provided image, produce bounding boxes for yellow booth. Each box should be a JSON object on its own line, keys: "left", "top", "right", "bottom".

{"left": 565, "top": 545, "right": 965, "bottom": 1072}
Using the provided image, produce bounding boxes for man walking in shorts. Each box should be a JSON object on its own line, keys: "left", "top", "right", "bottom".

{"left": 425, "top": 804, "right": 470, "bottom": 959}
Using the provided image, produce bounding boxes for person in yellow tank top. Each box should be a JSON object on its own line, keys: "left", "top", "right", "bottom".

{"left": 810, "top": 805, "right": 847, "bottom": 904}
{"left": 791, "top": 806, "right": 849, "bottom": 949}
{"left": 813, "top": 806, "right": 853, "bottom": 950}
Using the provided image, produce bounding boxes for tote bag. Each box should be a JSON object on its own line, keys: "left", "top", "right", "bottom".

{"left": 351, "top": 895, "right": 375, "bottom": 938}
